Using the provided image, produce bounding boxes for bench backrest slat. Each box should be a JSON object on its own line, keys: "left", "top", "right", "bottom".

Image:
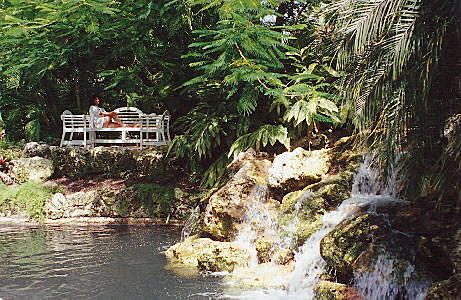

{"left": 114, "top": 107, "right": 143, "bottom": 125}
{"left": 140, "top": 114, "right": 163, "bottom": 129}
{"left": 61, "top": 110, "right": 88, "bottom": 129}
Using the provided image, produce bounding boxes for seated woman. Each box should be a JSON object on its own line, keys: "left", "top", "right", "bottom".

{"left": 89, "top": 95, "right": 137, "bottom": 128}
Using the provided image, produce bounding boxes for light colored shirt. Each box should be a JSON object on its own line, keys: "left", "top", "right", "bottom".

{"left": 89, "top": 105, "right": 106, "bottom": 128}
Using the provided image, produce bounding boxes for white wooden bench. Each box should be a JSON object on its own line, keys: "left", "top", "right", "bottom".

{"left": 60, "top": 107, "right": 171, "bottom": 148}
{"left": 60, "top": 110, "right": 89, "bottom": 147}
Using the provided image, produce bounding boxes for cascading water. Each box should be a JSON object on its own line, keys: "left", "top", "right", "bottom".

{"left": 232, "top": 183, "right": 276, "bottom": 267}
{"left": 181, "top": 206, "right": 200, "bottom": 242}
{"left": 353, "top": 254, "right": 430, "bottom": 300}
{"left": 221, "top": 157, "right": 429, "bottom": 300}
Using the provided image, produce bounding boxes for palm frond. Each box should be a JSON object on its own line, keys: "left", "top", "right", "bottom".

{"left": 228, "top": 124, "right": 290, "bottom": 159}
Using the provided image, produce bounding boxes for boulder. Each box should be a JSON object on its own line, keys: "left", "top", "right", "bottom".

{"left": 11, "top": 156, "right": 54, "bottom": 182}
{"left": 320, "top": 213, "right": 441, "bottom": 289}
{"left": 320, "top": 214, "right": 403, "bottom": 280}
{"left": 277, "top": 189, "right": 325, "bottom": 247}
{"left": 225, "top": 263, "right": 294, "bottom": 289}
{"left": 45, "top": 193, "right": 67, "bottom": 219}
{"left": 165, "top": 236, "right": 249, "bottom": 272}
{"left": 255, "top": 237, "right": 275, "bottom": 264}
{"left": 313, "top": 281, "right": 361, "bottom": 300}
{"left": 308, "top": 173, "right": 357, "bottom": 209}
{"left": 425, "top": 274, "right": 461, "bottom": 300}
{"left": 201, "top": 149, "right": 272, "bottom": 240}
{"left": 0, "top": 171, "right": 14, "bottom": 185}
{"left": 22, "top": 142, "right": 51, "bottom": 158}
{"left": 272, "top": 248, "right": 294, "bottom": 265}
{"left": 268, "top": 148, "right": 330, "bottom": 193}
{"left": 45, "top": 191, "right": 98, "bottom": 219}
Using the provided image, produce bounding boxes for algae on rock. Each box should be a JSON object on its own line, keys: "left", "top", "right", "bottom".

{"left": 201, "top": 149, "right": 272, "bottom": 241}
{"left": 165, "top": 236, "right": 249, "bottom": 273}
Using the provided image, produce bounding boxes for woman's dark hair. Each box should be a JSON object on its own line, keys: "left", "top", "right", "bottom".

{"left": 90, "top": 94, "right": 101, "bottom": 106}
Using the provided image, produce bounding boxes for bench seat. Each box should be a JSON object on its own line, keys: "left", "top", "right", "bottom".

{"left": 60, "top": 107, "right": 171, "bottom": 148}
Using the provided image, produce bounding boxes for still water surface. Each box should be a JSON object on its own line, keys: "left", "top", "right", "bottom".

{"left": 0, "top": 225, "right": 223, "bottom": 300}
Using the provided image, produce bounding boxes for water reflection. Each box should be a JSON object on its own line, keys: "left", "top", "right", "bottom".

{"left": 0, "top": 225, "right": 223, "bottom": 300}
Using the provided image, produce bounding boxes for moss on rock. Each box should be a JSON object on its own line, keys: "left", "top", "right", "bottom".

{"left": 165, "top": 236, "right": 249, "bottom": 273}
{"left": 425, "top": 275, "right": 461, "bottom": 300}
{"left": 313, "top": 281, "right": 360, "bottom": 300}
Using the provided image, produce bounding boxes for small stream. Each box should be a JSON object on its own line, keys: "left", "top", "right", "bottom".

{"left": 0, "top": 225, "right": 223, "bottom": 300}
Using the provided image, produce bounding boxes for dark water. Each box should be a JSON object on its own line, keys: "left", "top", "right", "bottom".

{"left": 0, "top": 225, "right": 223, "bottom": 300}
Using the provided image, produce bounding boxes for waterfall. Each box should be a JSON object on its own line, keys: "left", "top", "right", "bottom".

{"left": 180, "top": 206, "right": 200, "bottom": 242}
{"left": 221, "top": 157, "right": 428, "bottom": 300}
{"left": 353, "top": 254, "right": 430, "bottom": 300}
{"left": 232, "top": 184, "right": 277, "bottom": 267}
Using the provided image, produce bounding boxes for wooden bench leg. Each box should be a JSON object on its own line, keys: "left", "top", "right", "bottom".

{"left": 60, "top": 132, "right": 66, "bottom": 147}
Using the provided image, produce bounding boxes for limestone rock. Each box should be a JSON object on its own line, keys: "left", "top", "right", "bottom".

{"left": 277, "top": 188, "right": 326, "bottom": 247}
{"left": 255, "top": 238, "right": 273, "bottom": 263}
{"left": 0, "top": 171, "right": 14, "bottom": 185}
{"left": 268, "top": 148, "right": 330, "bottom": 193}
{"left": 313, "top": 281, "right": 361, "bottom": 300}
{"left": 320, "top": 214, "right": 399, "bottom": 279}
{"left": 45, "top": 193, "right": 67, "bottom": 219}
{"left": 165, "top": 236, "right": 249, "bottom": 272}
{"left": 272, "top": 248, "right": 294, "bottom": 265}
{"left": 226, "top": 263, "right": 294, "bottom": 289}
{"left": 320, "top": 213, "right": 442, "bottom": 286}
{"left": 22, "top": 142, "right": 51, "bottom": 158}
{"left": 49, "top": 146, "right": 169, "bottom": 179}
{"left": 11, "top": 156, "right": 54, "bottom": 182}
{"left": 45, "top": 191, "right": 98, "bottom": 219}
{"left": 425, "top": 274, "right": 461, "bottom": 300}
{"left": 201, "top": 150, "right": 272, "bottom": 240}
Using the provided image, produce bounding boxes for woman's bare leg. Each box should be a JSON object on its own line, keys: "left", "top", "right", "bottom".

{"left": 109, "top": 112, "right": 125, "bottom": 126}
{"left": 103, "top": 116, "right": 112, "bottom": 128}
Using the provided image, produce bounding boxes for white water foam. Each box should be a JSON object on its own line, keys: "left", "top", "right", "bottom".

{"left": 233, "top": 184, "right": 279, "bottom": 267}
{"left": 181, "top": 206, "right": 200, "bottom": 242}
{"left": 220, "top": 156, "right": 428, "bottom": 300}
{"left": 353, "top": 254, "right": 431, "bottom": 300}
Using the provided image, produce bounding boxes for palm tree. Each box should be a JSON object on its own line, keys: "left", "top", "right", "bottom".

{"left": 326, "top": 0, "right": 460, "bottom": 201}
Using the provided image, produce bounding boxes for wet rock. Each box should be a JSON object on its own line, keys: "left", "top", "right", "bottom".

{"left": 272, "top": 248, "right": 294, "bottom": 265}
{"left": 165, "top": 236, "right": 249, "bottom": 272}
{"left": 320, "top": 212, "right": 442, "bottom": 288}
{"left": 278, "top": 188, "right": 325, "bottom": 247}
{"left": 201, "top": 149, "right": 272, "bottom": 240}
{"left": 255, "top": 238, "right": 273, "bottom": 263}
{"left": 268, "top": 148, "right": 330, "bottom": 193}
{"left": 308, "top": 173, "right": 356, "bottom": 209}
{"left": 226, "top": 263, "right": 294, "bottom": 289}
{"left": 313, "top": 281, "right": 361, "bottom": 300}
{"left": 11, "top": 157, "right": 54, "bottom": 182}
{"left": 321, "top": 214, "right": 392, "bottom": 279}
{"left": 425, "top": 274, "right": 461, "bottom": 300}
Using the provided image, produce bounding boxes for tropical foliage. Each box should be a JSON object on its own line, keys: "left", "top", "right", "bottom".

{"left": 325, "top": 0, "right": 460, "bottom": 200}
{"left": 0, "top": 0, "right": 458, "bottom": 201}
{"left": 0, "top": 0, "right": 193, "bottom": 140}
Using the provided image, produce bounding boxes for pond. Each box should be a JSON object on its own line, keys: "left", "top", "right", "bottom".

{"left": 0, "top": 224, "right": 224, "bottom": 300}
